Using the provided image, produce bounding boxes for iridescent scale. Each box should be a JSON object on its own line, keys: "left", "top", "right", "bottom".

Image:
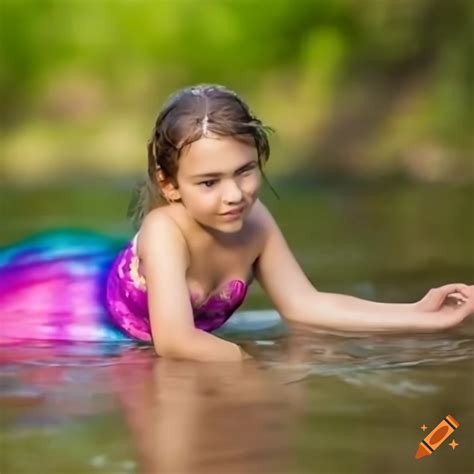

{"left": 0, "top": 229, "right": 248, "bottom": 343}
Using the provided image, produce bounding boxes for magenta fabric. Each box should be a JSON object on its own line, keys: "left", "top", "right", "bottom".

{"left": 106, "top": 237, "right": 249, "bottom": 341}
{"left": 0, "top": 230, "right": 248, "bottom": 344}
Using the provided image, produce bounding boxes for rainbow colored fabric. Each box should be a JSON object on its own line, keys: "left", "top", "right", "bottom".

{"left": 0, "top": 229, "right": 248, "bottom": 344}
{"left": 0, "top": 229, "right": 130, "bottom": 343}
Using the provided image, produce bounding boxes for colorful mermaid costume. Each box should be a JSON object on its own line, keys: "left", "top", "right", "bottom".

{"left": 0, "top": 229, "right": 248, "bottom": 344}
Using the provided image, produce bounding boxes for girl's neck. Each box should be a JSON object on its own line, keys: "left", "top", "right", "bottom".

{"left": 196, "top": 221, "right": 245, "bottom": 247}
{"left": 167, "top": 202, "right": 247, "bottom": 249}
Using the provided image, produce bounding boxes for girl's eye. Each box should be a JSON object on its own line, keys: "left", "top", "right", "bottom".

{"left": 199, "top": 180, "right": 217, "bottom": 188}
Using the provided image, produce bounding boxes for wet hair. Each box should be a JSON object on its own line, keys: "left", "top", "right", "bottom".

{"left": 127, "top": 83, "right": 277, "bottom": 228}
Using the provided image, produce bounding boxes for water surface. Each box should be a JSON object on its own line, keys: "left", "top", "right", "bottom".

{"left": 1, "top": 181, "right": 473, "bottom": 473}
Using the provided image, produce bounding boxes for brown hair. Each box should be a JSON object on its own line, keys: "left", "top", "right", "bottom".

{"left": 128, "top": 84, "right": 277, "bottom": 228}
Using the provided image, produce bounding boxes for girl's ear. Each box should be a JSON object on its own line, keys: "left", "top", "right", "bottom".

{"left": 155, "top": 169, "right": 181, "bottom": 203}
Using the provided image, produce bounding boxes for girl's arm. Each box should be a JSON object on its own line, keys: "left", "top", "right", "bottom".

{"left": 140, "top": 211, "right": 248, "bottom": 361}
{"left": 284, "top": 287, "right": 472, "bottom": 332}
{"left": 253, "top": 201, "right": 474, "bottom": 333}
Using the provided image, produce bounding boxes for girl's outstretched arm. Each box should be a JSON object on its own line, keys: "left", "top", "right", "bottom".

{"left": 253, "top": 201, "right": 474, "bottom": 333}
{"left": 286, "top": 284, "right": 473, "bottom": 332}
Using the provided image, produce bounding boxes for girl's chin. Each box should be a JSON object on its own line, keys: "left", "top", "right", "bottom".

{"left": 213, "top": 219, "right": 244, "bottom": 233}
{"left": 219, "top": 222, "right": 244, "bottom": 233}
{"left": 197, "top": 217, "right": 245, "bottom": 234}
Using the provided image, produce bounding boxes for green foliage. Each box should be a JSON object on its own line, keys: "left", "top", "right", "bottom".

{"left": 1, "top": 0, "right": 472, "bottom": 180}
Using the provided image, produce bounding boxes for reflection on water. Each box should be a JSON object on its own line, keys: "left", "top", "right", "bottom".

{"left": 1, "top": 311, "right": 473, "bottom": 474}
{"left": 1, "top": 337, "right": 297, "bottom": 474}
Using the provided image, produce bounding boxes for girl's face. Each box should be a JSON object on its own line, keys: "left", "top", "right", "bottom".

{"left": 174, "top": 134, "right": 262, "bottom": 233}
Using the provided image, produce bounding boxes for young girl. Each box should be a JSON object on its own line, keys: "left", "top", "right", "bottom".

{"left": 1, "top": 84, "right": 473, "bottom": 360}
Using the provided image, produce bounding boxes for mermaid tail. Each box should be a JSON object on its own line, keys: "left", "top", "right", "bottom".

{"left": 0, "top": 228, "right": 133, "bottom": 343}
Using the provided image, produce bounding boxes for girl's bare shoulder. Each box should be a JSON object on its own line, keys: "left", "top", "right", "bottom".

{"left": 136, "top": 205, "right": 190, "bottom": 262}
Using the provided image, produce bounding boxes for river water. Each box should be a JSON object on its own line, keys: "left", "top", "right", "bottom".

{"left": 1, "top": 180, "right": 473, "bottom": 473}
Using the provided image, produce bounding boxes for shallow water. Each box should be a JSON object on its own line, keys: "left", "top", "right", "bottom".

{"left": 1, "top": 181, "right": 473, "bottom": 473}
{"left": 1, "top": 312, "right": 473, "bottom": 473}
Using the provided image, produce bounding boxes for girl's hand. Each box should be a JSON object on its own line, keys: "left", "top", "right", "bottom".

{"left": 415, "top": 284, "right": 474, "bottom": 329}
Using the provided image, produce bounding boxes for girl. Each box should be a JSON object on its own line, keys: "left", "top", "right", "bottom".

{"left": 1, "top": 84, "right": 473, "bottom": 360}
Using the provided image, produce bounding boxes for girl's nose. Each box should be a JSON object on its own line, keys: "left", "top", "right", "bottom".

{"left": 222, "top": 180, "right": 243, "bottom": 204}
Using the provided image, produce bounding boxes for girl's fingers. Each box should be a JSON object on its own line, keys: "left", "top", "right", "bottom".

{"left": 427, "top": 283, "right": 474, "bottom": 308}
{"left": 459, "top": 287, "right": 474, "bottom": 312}
{"left": 448, "top": 292, "right": 468, "bottom": 302}
{"left": 430, "top": 284, "right": 470, "bottom": 307}
{"left": 439, "top": 286, "right": 474, "bottom": 328}
{"left": 437, "top": 283, "right": 470, "bottom": 298}
{"left": 456, "top": 293, "right": 474, "bottom": 322}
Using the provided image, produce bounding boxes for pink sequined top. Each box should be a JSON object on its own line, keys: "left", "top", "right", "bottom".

{"left": 105, "top": 234, "right": 249, "bottom": 342}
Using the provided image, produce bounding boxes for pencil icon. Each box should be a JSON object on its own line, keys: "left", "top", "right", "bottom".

{"left": 415, "top": 414, "right": 459, "bottom": 459}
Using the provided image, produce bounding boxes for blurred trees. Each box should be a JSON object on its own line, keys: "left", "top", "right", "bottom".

{"left": 1, "top": 0, "right": 472, "bottom": 182}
